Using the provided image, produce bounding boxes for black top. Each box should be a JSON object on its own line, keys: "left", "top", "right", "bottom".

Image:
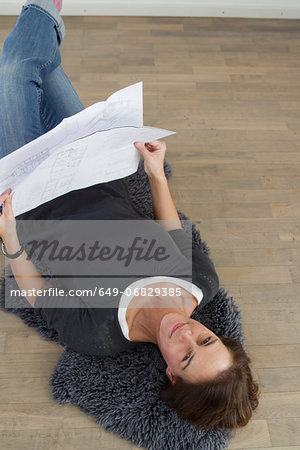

{"left": 16, "top": 177, "right": 219, "bottom": 358}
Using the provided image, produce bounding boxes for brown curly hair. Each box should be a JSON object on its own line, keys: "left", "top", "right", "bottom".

{"left": 159, "top": 336, "right": 260, "bottom": 429}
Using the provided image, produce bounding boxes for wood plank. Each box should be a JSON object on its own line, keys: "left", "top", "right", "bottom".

{"left": 224, "top": 218, "right": 300, "bottom": 234}
{"left": 289, "top": 265, "right": 300, "bottom": 283}
{"left": 238, "top": 304, "right": 299, "bottom": 324}
{"left": 244, "top": 324, "right": 300, "bottom": 345}
{"left": 4, "top": 331, "right": 61, "bottom": 354}
{"left": 254, "top": 392, "right": 300, "bottom": 419}
{"left": 233, "top": 283, "right": 300, "bottom": 304}
{"left": 171, "top": 188, "right": 300, "bottom": 204}
{"left": 175, "top": 202, "right": 272, "bottom": 219}
{"left": 217, "top": 266, "right": 292, "bottom": 285}
{"left": 257, "top": 368, "right": 300, "bottom": 392}
{"left": 245, "top": 448, "right": 298, "bottom": 450}
{"left": 192, "top": 230, "right": 300, "bottom": 250}
{"left": 169, "top": 175, "right": 263, "bottom": 190}
{"left": 99, "top": 428, "right": 135, "bottom": 450}
{"left": 204, "top": 119, "right": 288, "bottom": 131}
{"left": 261, "top": 176, "right": 300, "bottom": 190}
{"left": 271, "top": 203, "right": 300, "bottom": 218}
{"left": 0, "top": 310, "right": 36, "bottom": 332}
{"left": 228, "top": 420, "right": 271, "bottom": 449}
{"left": 0, "top": 378, "right": 54, "bottom": 403}
{"left": 213, "top": 248, "right": 300, "bottom": 267}
{"left": 219, "top": 165, "right": 300, "bottom": 178}
{"left": 247, "top": 344, "right": 300, "bottom": 368}
{"left": 245, "top": 448, "right": 300, "bottom": 450}
{"left": 268, "top": 418, "right": 300, "bottom": 447}
{"left": 57, "top": 427, "right": 104, "bottom": 450}
{"left": 0, "top": 332, "right": 6, "bottom": 353}
{"left": 0, "top": 354, "right": 61, "bottom": 378}
{"left": 0, "top": 430, "right": 59, "bottom": 450}
{"left": 0, "top": 403, "right": 64, "bottom": 431}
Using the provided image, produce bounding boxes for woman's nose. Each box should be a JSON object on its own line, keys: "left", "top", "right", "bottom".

{"left": 179, "top": 327, "right": 193, "bottom": 341}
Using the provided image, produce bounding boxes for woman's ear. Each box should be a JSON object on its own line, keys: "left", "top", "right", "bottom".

{"left": 166, "top": 367, "right": 176, "bottom": 385}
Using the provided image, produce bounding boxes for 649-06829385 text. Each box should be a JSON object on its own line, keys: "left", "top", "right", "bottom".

{"left": 9, "top": 285, "right": 184, "bottom": 299}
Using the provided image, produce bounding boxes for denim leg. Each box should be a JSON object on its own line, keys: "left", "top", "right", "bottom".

{"left": 0, "top": 1, "right": 66, "bottom": 158}
{"left": 40, "top": 64, "right": 85, "bottom": 134}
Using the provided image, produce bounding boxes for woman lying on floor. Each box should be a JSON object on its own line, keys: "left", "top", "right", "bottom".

{"left": 0, "top": 0, "right": 259, "bottom": 430}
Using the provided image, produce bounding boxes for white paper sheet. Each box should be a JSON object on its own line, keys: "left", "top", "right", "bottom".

{"left": 0, "top": 82, "right": 175, "bottom": 216}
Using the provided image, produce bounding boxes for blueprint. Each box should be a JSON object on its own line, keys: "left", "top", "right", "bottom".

{"left": 0, "top": 82, "right": 175, "bottom": 216}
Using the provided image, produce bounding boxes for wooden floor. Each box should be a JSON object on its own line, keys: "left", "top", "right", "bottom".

{"left": 1, "top": 14, "right": 300, "bottom": 450}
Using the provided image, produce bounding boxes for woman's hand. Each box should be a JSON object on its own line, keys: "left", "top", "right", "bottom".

{"left": 134, "top": 140, "right": 167, "bottom": 180}
{"left": 0, "top": 188, "right": 51, "bottom": 306}
{"left": 0, "top": 188, "right": 17, "bottom": 242}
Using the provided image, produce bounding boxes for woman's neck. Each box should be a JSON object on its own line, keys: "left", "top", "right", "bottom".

{"left": 126, "top": 289, "right": 199, "bottom": 343}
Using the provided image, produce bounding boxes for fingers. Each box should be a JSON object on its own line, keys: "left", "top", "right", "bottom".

{"left": 145, "top": 142, "right": 156, "bottom": 151}
{"left": 0, "top": 188, "right": 12, "bottom": 205}
{"left": 134, "top": 140, "right": 166, "bottom": 154}
{"left": 147, "top": 140, "right": 161, "bottom": 146}
{"left": 134, "top": 141, "right": 145, "bottom": 150}
{"left": 5, "top": 191, "right": 15, "bottom": 203}
{"left": 134, "top": 142, "right": 147, "bottom": 158}
{"left": 146, "top": 140, "right": 166, "bottom": 152}
{"left": 2, "top": 191, "right": 15, "bottom": 219}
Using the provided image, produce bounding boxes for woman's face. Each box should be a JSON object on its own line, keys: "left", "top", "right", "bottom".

{"left": 157, "top": 312, "right": 232, "bottom": 384}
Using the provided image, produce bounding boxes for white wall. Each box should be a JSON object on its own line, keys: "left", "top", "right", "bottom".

{"left": 1, "top": 0, "right": 300, "bottom": 18}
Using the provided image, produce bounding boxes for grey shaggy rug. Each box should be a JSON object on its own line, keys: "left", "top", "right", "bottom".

{"left": 0, "top": 160, "right": 244, "bottom": 450}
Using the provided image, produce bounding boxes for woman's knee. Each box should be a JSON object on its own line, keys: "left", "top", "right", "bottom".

{"left": 0, "top": 29, "right": 20, "bottom": 64}
{"left": 0, "top": 59, "right": 41, "bottom": 89}
{"left": 0, "top": 58, "right": 16, "bottom": 79}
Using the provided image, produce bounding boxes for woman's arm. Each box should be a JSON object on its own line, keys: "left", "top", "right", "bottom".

{"left": 134, "top": 140, "right": 182, "bottom": 231}
{"left": 148, "top": 175, "right": 182, "bottom": 231}
{"left": 0, "top": 189, "right": 52, "bottom": 307}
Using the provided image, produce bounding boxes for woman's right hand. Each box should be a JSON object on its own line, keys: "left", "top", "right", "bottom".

{"left": 134, "top": 140, "right": 167, "bottom": 180}
{"left": 0, "top": 188, "right": 16, "bottom": 242}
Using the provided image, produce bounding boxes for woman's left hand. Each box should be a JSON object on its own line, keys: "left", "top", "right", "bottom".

{"left": 0, "top": 188, "right": 17, "bottom": 242}
{"left": 134, "top": 140, "right": 167, "bottom": 180}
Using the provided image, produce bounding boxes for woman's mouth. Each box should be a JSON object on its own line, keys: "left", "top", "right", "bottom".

{"left": 170, "top": 322, "right": 186, "bottom": 337}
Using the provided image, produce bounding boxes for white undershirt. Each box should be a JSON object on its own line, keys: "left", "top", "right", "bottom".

{"left": 118, "top": 276, "right": 203, "bottom": 341}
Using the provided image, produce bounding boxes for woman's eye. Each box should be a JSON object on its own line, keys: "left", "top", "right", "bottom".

{"left": 182, "top": 352, "right": 191, "bottom": 362}
{"left": 202, "top": 337, "right": 211, "bottom": 345}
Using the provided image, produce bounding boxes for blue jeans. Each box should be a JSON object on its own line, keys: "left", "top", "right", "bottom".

{"left": 0, "top": 0, "right": 84, "bottom": 160}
